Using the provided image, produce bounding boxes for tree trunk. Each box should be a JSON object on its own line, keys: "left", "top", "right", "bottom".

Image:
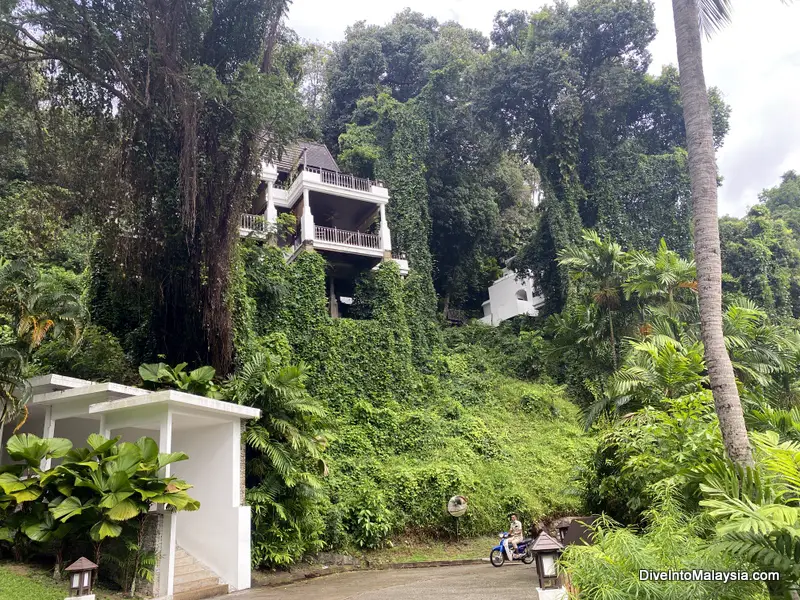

{"left": 672, "top": 0, "right": 753, "bottom": 466}
{"left": 608, "top": 312, "right": 618, "bottom": 371}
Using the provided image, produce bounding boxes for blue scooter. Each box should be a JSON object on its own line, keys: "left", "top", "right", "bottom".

{"left": 490, "top": 532, "right": 534, "bottom": 567}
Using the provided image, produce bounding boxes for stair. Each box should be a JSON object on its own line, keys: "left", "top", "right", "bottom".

{"left": 173, "top": 547, "right": 229, "bottom": 600}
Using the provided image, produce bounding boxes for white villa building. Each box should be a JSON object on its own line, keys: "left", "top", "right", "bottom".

{"left": 240, "top": 141, "right": 408, "bottom": 317}
{"left": 480, "top": 269, "right": 545, "bottom": 325}
{"left": 1, "top": 375, "right": 260, "bottom": 600}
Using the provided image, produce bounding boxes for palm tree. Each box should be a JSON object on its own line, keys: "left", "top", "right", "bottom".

{"left": 558, "top": 230, "right": 628, "bottom": 369}
{"left": 587, "top": 337, "right": 707, "bottom": 428}
{"left": 227, "top": 352, "right": 330, "bottom": 566}
{"left": 670, "top": 0, "right": 755, "bottom": 465}
{"left": 0, "top": 346, "right": 29, "bottom": 425}
{"left": 0, "top": 258, "right": 85, "bottom": 427}
{"left": 624, "top": 238, "right": 697, "bottom": 321}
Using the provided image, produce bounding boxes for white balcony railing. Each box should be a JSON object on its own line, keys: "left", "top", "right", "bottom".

{"left": 314, "top": 225, "right": 380, "bottom": 249}
{"left": 240, "top": 213, "right": 268, "bottom": 232}
{"left": 301, "top": 166, "right": 381, "bottom": 193}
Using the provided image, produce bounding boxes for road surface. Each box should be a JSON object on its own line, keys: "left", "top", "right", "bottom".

{"left": 229, "top": 563, "right": 540, "bottom": 600}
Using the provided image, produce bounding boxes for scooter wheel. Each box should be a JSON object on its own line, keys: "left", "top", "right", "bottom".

{"left": 522, "top": 551, "right": 535, "bottom": 565}
{"left": 490, "top": 549, "right": 505, "bottom": 567}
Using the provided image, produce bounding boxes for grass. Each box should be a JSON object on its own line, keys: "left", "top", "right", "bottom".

{"left": 0, "top": 562, "right": 129, "bottom": 600}
{"left": 358, "top": 534, "right": 498, "bottom": 565}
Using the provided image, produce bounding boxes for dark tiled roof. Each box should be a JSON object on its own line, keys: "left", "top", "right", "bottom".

{"left": 531, "top": 531, "right": 564, "bottom": 552}
{"left": 563, "top": 516, "right": 599, "bottom": 546}
{"left": 65, "top": 557, "right": 99, "bottom": 571}
{"left": 275, "top": 141, "right": 340, "bottom": 173}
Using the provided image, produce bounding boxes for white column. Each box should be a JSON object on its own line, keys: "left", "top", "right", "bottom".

{"left": 159, "top": 510, "right": 177, "bottom": 598}
{"left": 301, "top": 189, "right": 315, "bottom": 242}
{"left": 158, "top": 410, "right": 173, "bottom": 478}
{"left": 40, "top": 406, "right": 55, "bottom": 470}
{"left": 379, "top": 204, "right": 392, "bottom": 252}
{"left": 265, "top": 181, "right": 277, "bottom": 225}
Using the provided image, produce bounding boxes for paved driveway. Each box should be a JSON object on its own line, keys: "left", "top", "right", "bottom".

{"left": 229, "top": 563, "right": 540, "bottom": 600}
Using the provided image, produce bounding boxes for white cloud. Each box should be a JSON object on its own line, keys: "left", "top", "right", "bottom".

{"left": 289, "top": 0, "right": 800, "bottom": 217}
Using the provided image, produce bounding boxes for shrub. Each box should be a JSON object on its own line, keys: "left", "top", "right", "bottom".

{"left": 561, "top": 490, "right": 769, "bottom": 600}
{"left": 33, "top": 324, "right": 135, "bottom": 383}
{"left": 0, "top": 433, "right": 197, "bottom": 592}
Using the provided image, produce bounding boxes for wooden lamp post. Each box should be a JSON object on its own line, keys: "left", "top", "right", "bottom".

{"left": 65, "top": 557, "right": 98, "bottom": 599}
{"left": 530, "top": 531, "right": 564, "bottom": 590}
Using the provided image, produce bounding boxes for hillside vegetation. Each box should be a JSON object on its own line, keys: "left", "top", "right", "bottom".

{"left": 234, "top": 243, "right": 587, "bottom": 563}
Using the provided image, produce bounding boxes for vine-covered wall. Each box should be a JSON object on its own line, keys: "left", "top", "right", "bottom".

{"left": 233, "top": 241, "right": 588, "bottom": 550}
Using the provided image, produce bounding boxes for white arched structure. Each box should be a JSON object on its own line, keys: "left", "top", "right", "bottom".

{"left": 480, "top": 270, "right": 544, "bottom": 326}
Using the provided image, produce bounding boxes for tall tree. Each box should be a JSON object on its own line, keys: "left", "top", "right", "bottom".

{"left": 670, "top": 0, "right": 752, "bottom": 465}
{"left": 484, "top": 0, "right": 729, "bottom": 314}
{"left": 2, "top": 0, "right": 303, "bottom": 373}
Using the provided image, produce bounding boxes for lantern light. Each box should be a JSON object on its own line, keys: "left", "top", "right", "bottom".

{"left": 64, "top": 557, "right": 98, "bottom": 600}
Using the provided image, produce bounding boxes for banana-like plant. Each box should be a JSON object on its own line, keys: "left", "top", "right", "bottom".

{"left": 0, "top": 433, "right": 198, "bottom": 566}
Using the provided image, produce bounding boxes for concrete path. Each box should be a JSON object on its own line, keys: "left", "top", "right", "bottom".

{"left": 229, "top": 563, "right": 539, "bottom": 600}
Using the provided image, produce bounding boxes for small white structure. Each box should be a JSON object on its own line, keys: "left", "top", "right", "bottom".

{"left": 479, "top": 269, "right": 544, "bottom": 326}
{"left": 0, "top": 375, "right": 260, "bottom": 600}
{"left": 536, "top": 588, "right": 568, "bottom": 600}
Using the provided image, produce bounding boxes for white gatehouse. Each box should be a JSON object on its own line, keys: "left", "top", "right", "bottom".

{"left": 0, "top": 374, "right": 260, "bottom": 600}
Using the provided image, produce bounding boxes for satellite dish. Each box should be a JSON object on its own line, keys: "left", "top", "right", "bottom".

{"left": 447, "top": 495, "right": 468, "bottom": 517}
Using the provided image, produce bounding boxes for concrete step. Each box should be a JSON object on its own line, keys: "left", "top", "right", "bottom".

{"left": 175, "top": 569, "right": 218, "bottom": 586}
{"left": 175, "top": 564, "right": 208, "bottom": 578}
{"left": 175, "top": 554, "right": 196, "bottom": 568}
{"left": 174, "top": 575, "right": 222, "bottom": 593}
{"left": 173, "top": 583, "right": 229, "bottom": 600}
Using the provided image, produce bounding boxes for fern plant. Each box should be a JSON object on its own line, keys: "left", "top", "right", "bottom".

{"left": 227, "top": 352, "right": 329, "bottom": 567}
{"left": 699, "top": 430, "right": 800, "bottom": 597}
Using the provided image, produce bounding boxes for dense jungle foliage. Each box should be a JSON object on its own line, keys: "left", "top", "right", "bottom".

{"left": 2, "top": 0, "right": 800, "bottom": 597}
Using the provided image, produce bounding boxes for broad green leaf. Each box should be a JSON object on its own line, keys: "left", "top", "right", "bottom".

{"left": 105, "top": 443, "right": 142, "bottom": 476}
{"left": 108, "top": 471, "right": 133, "bottom": 493}
{"left": 0, "top": 526, "right": 14, "bottom": 542}
{"left": 5, "top": 434, "right": 46, "bottom": 464}
{"left": 86, "top": 434, "right": 119, "bottom": 455}
{"left": 135, "top": 437, "right": 159, "bottom": 464}
{"left": 98, "top": 491, "right": 133, "bottom": 509}
{"left": 56, "top": 483, "right": 73, "bottom": 497}
{"left": 23, "top": 513, "right": 61, "bottom": 542}
{"left": 172, "top": 362, "right": 188, "bottom": 375}
{"left": 5, "top": 434, "right": 65, "bottom": 465}
{"left": 50, "top": 496, "right": 88, "bottom": 521}
{"left": 90, "top": 520, "right": 123, "bottom": 540}
{"left": 189, "top": 366, "right": 216, "bottom": 384}
{"left": 0, "top": 474, "right": 41, "bottom": 502}
{"left": 106, "top": 498, "right": 141, "bottom": 521}
{"left": 139, "top": 363, "right": 165, "bottom": 383}
{"left": 45, "top": 437, "right": 74, "bottom": 459}
{"left": 24, "top": 521, "right": 54, "bottom": 542}
{"left": 63, "top": 447, "right": 92, "bottom": 463}
{"left": 157, "top": 452, "right": 189, "bottom": 470}
{"left": 0, "top": 472, "right": 25, "bottom": 494}
{"left": 11, "top": 483, "right": 42, "bottom": 502}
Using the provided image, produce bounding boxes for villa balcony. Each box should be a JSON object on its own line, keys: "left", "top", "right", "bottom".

{"left": 314, "top": 225, "right": 381, "bottom": 249}
{"left": 282, "top": 167, "right": 389, "bottom": 206}
{"left": 301, "top": 166, "right": 380, "bottom": 193}
{"left": 239, "top": 215, "right": 408, "bottom": 275}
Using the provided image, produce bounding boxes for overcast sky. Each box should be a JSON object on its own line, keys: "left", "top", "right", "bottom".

{"left": 288, "top": 0, "right": 800, "bottom": 217}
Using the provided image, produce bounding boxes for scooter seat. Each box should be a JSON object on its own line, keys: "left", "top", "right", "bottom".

{"left": 520, "top": 538, "right": 533, "bottom": 545}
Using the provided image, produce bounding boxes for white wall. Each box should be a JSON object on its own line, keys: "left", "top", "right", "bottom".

{"left": 171, "top": 421, "right": 250, "bottom": 591}
{"left": 51, "top": 417, "right": 101, "bottom": 465}
{"left": 482, "top": 271, "right": 544, "bottom": 325}
{"left": 108, "top": 426, "right": 159, "bottom": 444}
